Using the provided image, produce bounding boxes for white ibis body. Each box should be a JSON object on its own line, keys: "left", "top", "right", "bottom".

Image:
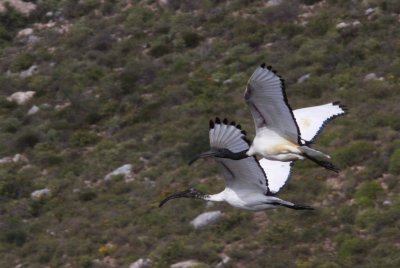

{"left": 160, "top": 119, "right": 312, "bottom": 211}
{"left": 189, "top": 64, "right": 347, "bottom": 172}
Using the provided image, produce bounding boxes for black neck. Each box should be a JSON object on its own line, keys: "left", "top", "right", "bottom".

{"left": 227, "top": 149, "right": 248, "bottom": 160}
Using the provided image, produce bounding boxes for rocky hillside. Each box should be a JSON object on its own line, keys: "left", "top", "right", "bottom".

{"left": 1, "top": 0, "right": 400, "bottom": 267}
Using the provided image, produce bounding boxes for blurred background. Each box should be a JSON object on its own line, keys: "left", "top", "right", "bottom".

{"left": 0, "top": 0, "right": 400, "bottom": 267}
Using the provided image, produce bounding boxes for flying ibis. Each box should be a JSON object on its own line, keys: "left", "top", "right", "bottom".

{"left": 189, "top": 64, "right": 347, "bottom": 172}
{"left": 160, "top": 119, "right": 313, "bottom": 211}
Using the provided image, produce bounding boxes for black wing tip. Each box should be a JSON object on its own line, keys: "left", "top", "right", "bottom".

{"left": 209, "top": 120, "right": 214, "bottom": 129}
{"left": 209, "top": 118, "right": 247, "bottom": 134}
{"left": 259, "top": 63, "right": 273, "bottom": 70}
{"left": 333, "top": 102, "right": 349, "bottom": 114}
{"left": 241, "top": 136, "right": 251, "bottom": 145}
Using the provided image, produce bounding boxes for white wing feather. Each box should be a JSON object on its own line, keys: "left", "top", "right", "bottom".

{"left": 258, "top": 159, "right": 292, "bottom": 194}
{"left": 294, "top": 102, "right": 347, "bottom": 143}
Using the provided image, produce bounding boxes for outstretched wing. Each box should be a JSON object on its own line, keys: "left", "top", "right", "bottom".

{"left": 245, "top": 64, "right": 301, "bottom": 144}
{"left": 294, "top": 102, "right": 347, "bottom": 143}
{"left": 258, "top": 159, "right": 293, "bottom": 194}
{"left": 209, "top": 118, "right": 269, "bottom": 195}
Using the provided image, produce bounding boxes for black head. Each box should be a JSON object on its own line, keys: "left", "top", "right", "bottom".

{"left": 159, "top": 188, "right": 206, "bottom": 207}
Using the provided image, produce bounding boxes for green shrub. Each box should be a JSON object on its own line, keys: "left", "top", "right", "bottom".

{"left": 337, "top": 205, "right": 357, "bottom": 224}
{"left": 333, "top": 141, "right": 374, "bottom": 168}
{"left": 78, "top": 190, "right": 97, "bottom": 202}
{"left": 70, "top": 130, "right": 100, "bottom": 147}
{"left": 1, "top": 117, "right": 22, "bottom": 133}
{"left": 149, "top": 43, "right": 171, "bottom": 58}
{"left": 0, "top": 3, "right": 30, "bottom": 32}
{"left": 0, "top": 218, "right": 27, "bottom": 246}
{"left": 16, "top": 130, "right": 40, "bottom": 150}
{"left": 37, "top": 151, "right": 63, "bottom": 166}
{"left": 355, "top": 181, "right": 383, "bottom": 207}
{"left": 12, "top": 53, "right": 36, "bottom": 72}
{"left": 355, "top": 208, "right": 380, "bottom": 229}
{"left": 380, "top": 0, "right": 400, "bottom": 13}
{"left": 182, "top": 32, "right": 203, "bottom": 48}
{"left": 338, "top": 236, "right": 372, "bottom": 259}
{"left": 259, "top": 1, "right": 300, "bottom": 24}
{"left": 388, "top": 149, "right": 400, "bottom": 174}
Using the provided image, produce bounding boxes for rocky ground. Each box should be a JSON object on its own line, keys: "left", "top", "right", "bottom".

{"left": 1, "top": 0, "right": 400, "bottom": 267}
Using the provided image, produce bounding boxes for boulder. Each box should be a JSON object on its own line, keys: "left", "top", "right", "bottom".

{"left": 215, "top": 254, "right": 231, "bottom": 268}
{"left": 363, "top": 73, "right": 384, "bottom": 82}
{"left": 336, "top": 20, "right": 361, "bottom": 30}
{"left": 0, "top": 0, "right": 36, "bottom": 15}
{"left": 170, "top": 260, "right": 202, "bottom": 268}
{"left": 297, "top": 73, "right": 311, "bottom": 83}
{"left": 0, "top": 157, "right": 13, "bottom": 164}
{"left": 129, "top": 258, "right": 152, "bottom": 268}
{"left": 19, "top": 65, "right": 38, "bottom": 78}
{"left": 31, "top": 188, "right": 51, "bottom": 199}
{"left": 190, "top": 210, "right": 223, "bottom": 229}
{"left": 7, "top": 91, "right": 35, "bottom": 105}
{"left": 336, "top": 22, "right": 350, "bottom": 30}
{"left": 104, "top": 164, "right": 132, "bottom": 181}
{"left": 365, "top": 8, "right": 375, "bottom": 16}
{"left": 13, "top": 154, "right": 28, "bottom": 163}
{"left": 27, "top": 105, "right": 40, "bottom": 115}
{"left": 17, "top": 28, "right": 33, "bottom": 38}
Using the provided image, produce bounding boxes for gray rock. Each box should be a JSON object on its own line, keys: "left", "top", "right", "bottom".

{"left": 336, "top": 22, "right": 350, "bottom": 30}
{"left": 17, "top": 28, "right": 33, "bottom": 37}
{"left": 266, "top": 0, "right": 283, "bottom": 7}
{"left": 297, "top": 73, "right": 311, "bottom": 83}
{"left": 0, "top": 0, "right": 36, "bottom": 15}
{"left": 352, "top": 20, "right": 361, "bottom": 27}
{"left": 27, "top": 35, "right": 40, "bottom": 45}
{"left": 12, "top": 154, "right": 28, "bottom": 163}
{"left": 170, "top": 260, "right": 202, "bottom": 268}
{"left": 191, "top": 211, "right": 223, "bottom": 229}
{"left": 363, "top": 73, "right": 384, "bottom": 81}
{"left": 383, "top": 200, "right": 392, "bottom": 206}
{"left": 0, "top": 157, "right": 13, "bottom": 164}
{"left": 31, "top": 188, "right": 51, "bottom": 199}
{"left": 28, "top": 105, "right": 40, "bottom": 115}
{"left": 215, "top": 254, "right": 231, "bottom": 268}
{"left": 19, "top": 65, "right": 38, "bottom": 78}
{"left": 7, "top": 91, "right": 35, "bottom": 105}
{"left": 223, "top": 79, "right": 233, "bottom": 85}
{"left": 365, "top": 8, "right": 375, "bottom": 16}
{"left": 104, "top": 164, "right": 132, "bottom": 181}
{"left": 336, "top": 20, "right": 361, "bottom": 30}
{"left": 129, "top": 258, "right": 152, "bottom": 268}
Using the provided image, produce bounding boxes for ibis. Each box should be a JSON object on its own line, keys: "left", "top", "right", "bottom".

{"left": 160, "top": 119, "right": 313, "bottom": 211}
{"left": 189, "top": 64, "right": 347, "bottom": 172}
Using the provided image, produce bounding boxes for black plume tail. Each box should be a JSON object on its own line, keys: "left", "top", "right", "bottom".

{"left": 303, "top": 154, "right": 340, "bottom": 173}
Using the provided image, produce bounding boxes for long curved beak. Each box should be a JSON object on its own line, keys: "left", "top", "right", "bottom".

{"left": 188, "top": 150, "right": 218, "bottom": 165}
{"left": 159, "top": 190, "right": 189, "bottom": 207}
